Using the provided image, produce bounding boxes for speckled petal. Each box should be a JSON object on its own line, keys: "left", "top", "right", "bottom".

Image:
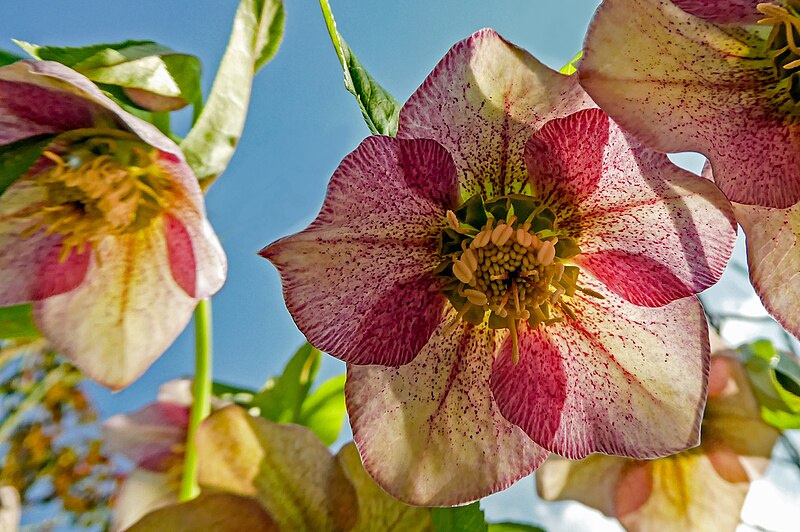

{"left": 346, "top": 314, "right": 548, "bottom": 506}
{"left": 526, "top": 108, "right": 736, "bottom": 307}
{"left": 490, "top": 276, "right": 709, "bottom": 460}
{"left": 262, "top": 136, "right": 457, "bottom": 366}
{"left": 33, "top": 219, "right": 199, "bottom": 389}
{"left": 734, "top": 201, "right": 800, "bottom": 338}
{"left": 670, "top": 0, "right": 764, "bottom": 23}
{"left": 398, "top": 28, "right": 592, "bottom": 200}
{"left": 0, "top": 180, "right": 90, "bottom": 304}
{"left": 580, "top": 0, "right": 800, "bottom": 208}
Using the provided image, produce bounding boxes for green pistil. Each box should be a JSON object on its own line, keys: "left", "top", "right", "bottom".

{"left": 437, "top": 193, "right": 593, "bottom": 364}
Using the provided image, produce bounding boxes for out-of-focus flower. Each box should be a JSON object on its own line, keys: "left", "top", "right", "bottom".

{"left": 0, "top": 486, "right": 20, "bottom": 532}
{"left": 102, "top": 379, "right": 196, "bottom": 531}
{"left": 262, "top": 29, "right": 736, "bottom": 505}
{"left": 580, "top": 0, "right": 800, "bottom": 208}
{"left": 537, "top": 351, "right": 780, "bottom": 532}
{"left": 0, "top": 60, "right": 226, "bottom": 388}
{"left": 126, "top": 405, "right": 433, "bottom": 531}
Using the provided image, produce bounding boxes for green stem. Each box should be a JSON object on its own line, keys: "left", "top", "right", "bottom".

{"left": 179, "top": 298, "right": 213, "bottom": 502}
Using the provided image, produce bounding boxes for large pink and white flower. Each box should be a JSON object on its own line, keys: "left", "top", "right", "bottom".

{"left": 0, "top": 60, "right": 226, "bottom": 388}
{"left": 262, "top": 30, "right": 737, "bottom": 505}
{"left": 580, "top": 0, "right": 800, "bottom": 208}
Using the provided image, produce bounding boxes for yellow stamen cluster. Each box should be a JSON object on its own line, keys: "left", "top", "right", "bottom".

{"left": 758, "top": 1, "right": 800, "bottom": 100}
{"left": 443, "top": 207, "right": 586, "bottom": 364}
{"left": 20, "top": 135, "right": 171, "bottom": 261}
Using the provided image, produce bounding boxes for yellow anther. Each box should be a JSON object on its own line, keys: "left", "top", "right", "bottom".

{"left": 471, "top": 229, "right": 492, "bottom": 248}
{"left": 446, "top": 210, "right": 461, "bottom": 231}
{"left": 491, "top": 223, "right": 513, "bottom": 246}
{"left": 516, "top": 228, "right": 533, "bottom": 247}
{"left": 537, "top": 240, "right": 556, "bottom": 266}
{"left": 464, "top": 289, "right": 488, "bottom": 306}
{"left": 452, "top": 258, "right": 474, "bottom": 284}
{"left": 461, "top": 248, "right": 478, "bottom": 272}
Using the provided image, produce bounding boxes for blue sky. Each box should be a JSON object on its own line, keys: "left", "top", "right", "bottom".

{"left": 2, "top": 1, "right": 798, "bottom": 529}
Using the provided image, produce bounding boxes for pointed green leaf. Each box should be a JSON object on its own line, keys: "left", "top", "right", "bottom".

{"left": 297, "top": 374, "right": 346, "bottom": 445}
{"left": 0, "top": 305, "right": 40, "bottom": 339}
{"left": 318, "top": 0, "right": 400, "bottom": 136}
{"left": 180, "top": 0, "right": 285, "bottom": 188}
{"left": 0, "top": 135, "right": 55, "bottom": 196}
{"left": 488, "top": 524, "right": 546, "bottom": 532}
{"left": 431, "top": 502, "right": 487, "bottom": 532}
{"left": 251, "top": 343, "right": 321, "bottom": 423}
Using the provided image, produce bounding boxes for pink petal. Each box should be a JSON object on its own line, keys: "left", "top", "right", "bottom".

{"left": 580, "top": 0, "right": 800, "bottom": 208}
{"left": 262, "top": 136, "right": 457, "bottom": 366}
{"left": 490, "top": 276, "right": 709, "bottom": 460}
{"left": 103, "top": 402, "right": 189, "bottom": 470}
{"left": 734, "top": 201, "right": 800, "bottom": 338}
{"left": 33, "top": 220, "right": 200, "bottom": 389}
{"left": 346, "top": 315, "right": 547, "bottom": 506}
{"left": 398, "top": 28, "right": 592, "bottom": 198}
{"left": 111, "top": 469, "right": 178, "bottom": 532}
{"left": 526, "top": 108, "right": 736, "bottom": 306}
{"left": 0, "top": 181, "right": 89, "bottom": 305}
{"left": 670, "top": 0, "right": 764, "bottom": 23}
{"left": 163, "top": 214, "right": 197, "bottom": 298}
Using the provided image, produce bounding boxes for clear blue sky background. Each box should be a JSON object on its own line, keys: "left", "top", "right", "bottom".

{"left": 2, "top": 1, "right": 798, "bottom": 529}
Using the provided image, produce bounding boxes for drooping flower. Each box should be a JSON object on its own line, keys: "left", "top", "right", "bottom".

{"left": 537, "top": 350, "right": 780, "bottom": 532}
{"left": 103, "top": 379, "right": 197, "bottom": 531}
{"left": 262, "top": 29, "right": 737, "bottom": 505}
{"left": 0, "top": 60, "right": 226, "bottom": 388}
{"left": 580, "top": 0, "right": 800, "bottom": 208}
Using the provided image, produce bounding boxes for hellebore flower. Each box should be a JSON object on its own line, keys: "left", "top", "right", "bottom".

{"left": 537, "top": 350, "right": 780, "bottom": 532}
{"left": 580, "top": 0, "right": 800, "bottom": 208}
{"left": 262, "top": 29, "right": 737, "bottom": 505}
{"left": 103, "top": 379, "right": 199, "bottom": 531}
{"left": 0, "top": 60, "right": 226, "bottom": 388}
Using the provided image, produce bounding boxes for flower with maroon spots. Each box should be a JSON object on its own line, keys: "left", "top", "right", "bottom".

{"left": 0, "top": 60, "right": 226, "bottom": 389}
{"left": 261, "top": 29, "right": 737, "bottom": 505}
{"left": 580, "top": 0, "right": 800, "bottom": 208}
{"left": 537, "top": 351, "right": 780, "bottom": 532}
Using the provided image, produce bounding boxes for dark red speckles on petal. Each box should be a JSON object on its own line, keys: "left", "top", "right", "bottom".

{"left": 670, "top": 0, "right": 764, "bottom": 23}
{"left": 490, "top": 275, "right": 709, "bottom": 460}
{"left": 261, "top": 136, "right": 459, "bottom": 367}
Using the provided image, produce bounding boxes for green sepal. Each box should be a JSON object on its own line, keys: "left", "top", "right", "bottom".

{"left": 0, "top": 135, "right": 56, "bottom": 196}
{"left": 454, "top": 194, "right": 488, "bottom": 229}
{"left": 0, "top": 49, "right": 23, "bottom": 66}
{"left": 555, "top": 237, "right": 581, "bottom": 260}
{"left": 484, "top": 196, "right": 511, "bottom": 221}
{"left": 0, "top": 304, "right": 40, "bottom": 339}
{"left": 507, "top": 194, "right": 542, "bottom": 225}
{"left": 440, "top": 228, "right": 470, "bottom": 256}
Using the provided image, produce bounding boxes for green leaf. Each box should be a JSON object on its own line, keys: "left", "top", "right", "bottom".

{"left": 318, "top": 0, "right": 400, "bottom": 136}
{"left": 0, "top": 135, "right": 55, "bottom": 196}
{"left": 251, "top": 342, "right": 321, "bottom": 423}
{"left": 0, "top": 49, "right": 23, "bottom": 66}
{"left": 737, "top": 340, "right": 800, "bottom": 429}
{"left": 15, "top": 39, "right": 201, "bottom": 114}
{"left": 297, "top": 374, "right": 346, "bottom": 445}
{"left": 559, "top": 51, "right": 582, "bottom": 75}
{"left": 180, "top": 0, "right": 285, "bottom": 188}
{"left": 488, "top": 523, "right": 546, "bottom": 532}
{"left": 0, "top": 305, "right": 40, "bottom": 339}
{"left": 431, "top": 502, "right": 487, "bottom": 532}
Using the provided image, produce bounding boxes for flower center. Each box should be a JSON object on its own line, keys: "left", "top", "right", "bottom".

{"left": 758, "top": 1, "right": 800, "bottom": 102}
{"left": 437, "top": 194, "right": 600, "bottom": 364}
{"left": 19, "top": 131, "right": 171, "bottom": 260}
